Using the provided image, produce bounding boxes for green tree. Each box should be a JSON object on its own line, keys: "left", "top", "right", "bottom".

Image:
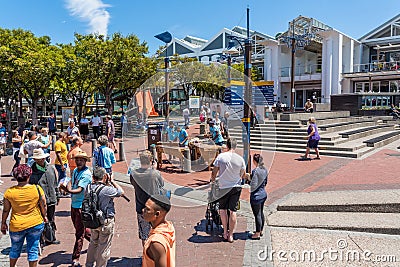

{"left": 89, "top": 33, "right": 156, "bottom": 115}
{"left": 0, "top": 28, "right": 63, "bottom": 124}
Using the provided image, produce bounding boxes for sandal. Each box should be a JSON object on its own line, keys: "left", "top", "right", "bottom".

{"left": 228, "top": 236, "right": 234, "bottom": 243}
{"left": 314, "top": 157, "right": 321, "bottom": 160}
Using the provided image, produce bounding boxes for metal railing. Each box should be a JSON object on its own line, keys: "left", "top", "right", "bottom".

{"left": 280, "top": 64, "right": 322, "bottom": 77}
{"left": 351, "top": 61, "right": 400, "bottom": 73}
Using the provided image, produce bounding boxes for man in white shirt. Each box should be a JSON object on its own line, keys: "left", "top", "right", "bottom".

{"left": 90, "top": 112, "right": 103, "bottom": 140}
{"left": 210, "top": 138, "right": 246, "bottom": 243}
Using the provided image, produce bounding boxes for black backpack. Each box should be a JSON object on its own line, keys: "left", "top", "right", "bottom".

{"left": 81, "top": 184, "right": 106, "bottom": 229}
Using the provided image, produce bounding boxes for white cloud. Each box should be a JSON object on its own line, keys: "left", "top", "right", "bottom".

{"left": 65, "top": 0, "right": 111, "bottom": 36}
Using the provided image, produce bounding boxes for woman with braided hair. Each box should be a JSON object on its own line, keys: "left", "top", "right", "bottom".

{"left": 1, "top": 164, "right": 47, "bottom": 267}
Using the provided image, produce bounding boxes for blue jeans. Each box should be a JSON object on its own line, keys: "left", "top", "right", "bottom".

{"left": 9, "top": 223, "right": 44, "bottom": 261}
{"left": 55, "top": 163, "right": 68, "bottom": 182}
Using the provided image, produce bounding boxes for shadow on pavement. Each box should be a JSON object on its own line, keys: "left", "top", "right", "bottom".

{"left": 108, "top": 256, "right": 142, "bottom": 266}
{"left": 39, "top": 250, "right": 71, "bottom": 266}
{"left": 188, "top": 219, "right": 223, "bottom": 244}
{"left": 55, "top": 210, "right": 71, "bottom": 217}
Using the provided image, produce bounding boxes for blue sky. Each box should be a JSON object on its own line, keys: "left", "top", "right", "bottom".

{"left": 0, "top": 0, "right": 399, "bottom": 55}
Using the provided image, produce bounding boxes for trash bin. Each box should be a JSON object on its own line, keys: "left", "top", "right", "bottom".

{"left": 147, "top": 123, "right": 163, "bottom": 150}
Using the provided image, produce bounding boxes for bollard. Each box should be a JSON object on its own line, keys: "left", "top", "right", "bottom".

{"left": 91, "top": 139, "right": 97, "bottom": 155}
{"left": 182, "top": 148, "right": 191, "bottom": 173}
{"left": 200, "top": 124, "right": 205, "bottom": 135}
{"left": 119, "top": 141, "right": 125, "bottom": 162}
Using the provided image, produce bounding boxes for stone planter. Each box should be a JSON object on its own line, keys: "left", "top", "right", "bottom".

{"left": 358, "top": 109, "right": 389, "bottom": 116}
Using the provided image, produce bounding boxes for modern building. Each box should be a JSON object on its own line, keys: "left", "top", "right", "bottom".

{"left": 162, "top": 14, "right": 400, "bottom": 112}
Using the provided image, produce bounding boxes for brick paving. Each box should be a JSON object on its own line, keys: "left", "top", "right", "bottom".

{"left": 1, "top": 122, "right": 400, "bottom": 266}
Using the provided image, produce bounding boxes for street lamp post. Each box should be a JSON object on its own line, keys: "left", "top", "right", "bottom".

{"left": 224, "top": 7, "right": 252, "bottom": 172}
{"left": 280, "top": 19, "right": 314, "bottom": 111}
{"left": 155, "top": 31, "right": 173, "bottom": 121}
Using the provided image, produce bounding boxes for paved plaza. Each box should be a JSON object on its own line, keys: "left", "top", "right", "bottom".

{"left": 1, "top": 123, "right": 400, "bottom": 266}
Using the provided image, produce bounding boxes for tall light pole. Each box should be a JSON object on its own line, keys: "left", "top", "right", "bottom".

{"left": 224, "top": 7, "right": 252, "bottom": 172}
{"left": 280, "top": 19, "right": 314, "bottom": 111}
{"left": 243, "top": 7, "right": 252, "bottom": 172}
{"left": 155, "top": 31, "right": 172, "bottom": 120}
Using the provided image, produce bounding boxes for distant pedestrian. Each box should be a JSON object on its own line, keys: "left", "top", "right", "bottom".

{"left": 47, "top": 112, "right": 57, "bottom": 134}
{"left": 182, "top": 107, "right": 190, "bottom": 126}
{"left": 68, "top": 113, "right": 77, "bottom": 125}
{"left": 79, "top": 114, "right": 89, "bottom": 142}
{"left": 90, "top": 112, "right": 103, "bottom": 140}
{"left": 0, "top": 131, "right": 6, "bottom": 157}
{"left": 54, "top": 132, "right": 69, "bottom": 195}
{"left": 85, "top": 167, "right": 124, "bottom": 267}
{"left": 120, "top": 112, "right": 128, "bottom": 136}
{"left": 67, "top": 136, "right": 83, "bottom": 177}
{"left": 130, "top": 151, "right": 165, "bottom": 246}
{"left": 1, "top": 164, "right": 47, "bottom": 267}
{"left": 24, "top": 131, "right": 50, "bottom": 166}
{"left": 67, "top": 121, "right": 80, "bottom": 141}
{"left": 304, "top": 99, "right": 314, "bottom": 113}
{"left": 59, "top": 150, "right": 92, "bottom": 267}
{"left": 30, "top": 149, "right": 61, "bottom": 246}
{"left": 220, "top": 111, "right": 230, "bottom": 138}
{"left": 40, "top": 128, "right": 52, "bottom": 162}
{"left": 11, "top": 130, "right": 22, "bottom": 173}
{"left": 210, "top": 138, "right": 246, "bottom": 243}
{"left": 176, "top": 125, "right": 188, "bottom": 147}
{"left": 93, "top": 135, "right": 116, "bottom": 175}
{"left": 105, "top": 116, "right": 117, "bottom": 153}
{"left": 245, "top": 153, "right": 268, "bottom": 240}
{"left": 301, "top": 117, "right": 321, "bottom": 160}
{"left": 142, "top": 195, "right": 175, "bottom": 267}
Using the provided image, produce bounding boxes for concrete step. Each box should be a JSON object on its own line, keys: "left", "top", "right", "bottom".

{"left": 339, "top": 124, "right": 394, "bottom": 140}
{"left": 276, "top": 189, "right": 400, "bottom": 213}
{"left": 364, "top": 130, "right": 400, "bottom": 148}
{"left": 237, "top": 144, "right": 375, "bottom": 158}
{"left": 299, "top": 116, "right": 367, "bottom": 125}
{"left": 267, "top": 211, "right": 400, "bottom": 234}
{"left": 319, "top": 121, "right": 376, "bottom": 133}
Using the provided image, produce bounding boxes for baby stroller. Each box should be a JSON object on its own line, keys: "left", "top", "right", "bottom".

{"left": 205, "top": 181, "right": 222, "bottom": 231}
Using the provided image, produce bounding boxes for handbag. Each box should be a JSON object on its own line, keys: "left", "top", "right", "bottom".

{"left": 43, "top": 222, "right": 56, "bottom": 243}
{"left": 36, "top": 185, "right": 56, "bottom": 243}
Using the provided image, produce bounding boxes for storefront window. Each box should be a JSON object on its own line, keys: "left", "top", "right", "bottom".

{"left": 372, "top": 82, "right": 380, "bottom": 92}
{"left": 380, "top": 81, "right": 389, "bottom": 92}
{"left": 355, "top": 83, "right": 363, "bottom": 93}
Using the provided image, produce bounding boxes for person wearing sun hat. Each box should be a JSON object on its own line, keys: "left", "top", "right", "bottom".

{"left": 30, "top": 149, "right": 60, "bottom": 246}
{"left": 59, "top": 150, "right": 92, "bottom": 267}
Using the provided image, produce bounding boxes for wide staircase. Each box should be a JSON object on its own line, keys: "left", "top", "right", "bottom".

{"left": 229, "top": 112, "right": 400, "bottom": 158}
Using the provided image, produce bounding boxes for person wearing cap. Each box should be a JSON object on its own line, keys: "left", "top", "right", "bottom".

{"left": 304, "top": 99, "right": 314, "bottom": 113}
{"left": 59, "top": 150, "right": 92, "bottom": 267}
{"left": 24, "top": 131, "right": 50, "bottom": 166}
{"left": 1, "top": 164, "right": 47, "bottom": 267}
{"left": 30, "top": 149, "right": 60, "bottom": 246}
{"left": 142, "top": 195, "right": 175, "bottom": 267}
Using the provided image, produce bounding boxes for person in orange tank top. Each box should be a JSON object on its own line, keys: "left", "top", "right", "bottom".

{"left": 142, "top": 195, "right": 175, "bottom": 267}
